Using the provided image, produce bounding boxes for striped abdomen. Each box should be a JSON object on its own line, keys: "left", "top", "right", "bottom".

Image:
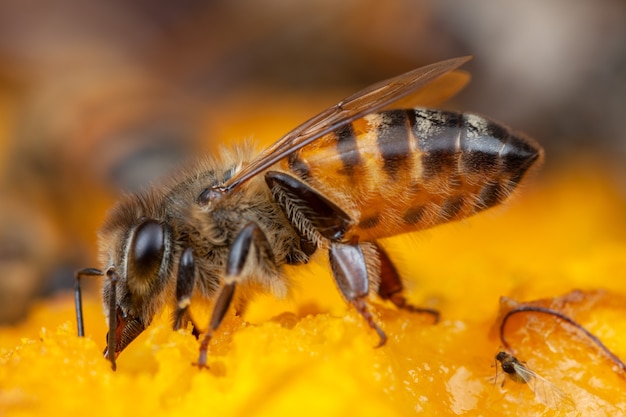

{"left": 280, "top": 109, "right": 543, "bottom": 242}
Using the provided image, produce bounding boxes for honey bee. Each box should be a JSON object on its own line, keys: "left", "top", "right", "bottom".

{"left": 74, "top": 56, "right": 544, "bottom": 370}
{"left": 495, "top": 351, "right": 575, "bottom": 411}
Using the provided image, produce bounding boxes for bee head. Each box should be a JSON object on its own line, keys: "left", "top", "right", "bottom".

{"left": 99, "top": 193, "right": 172, "bottom": 365}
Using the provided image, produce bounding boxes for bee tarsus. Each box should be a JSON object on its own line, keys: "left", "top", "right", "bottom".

{"left": 375, "top": 243, "right": 440, "bottom": 323}
{"left": 197, "top": 282, "right": 237, "bottom": 368}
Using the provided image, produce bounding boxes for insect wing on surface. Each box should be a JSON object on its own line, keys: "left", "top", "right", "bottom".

{"left": 495, "top": 352, "right": 575, "bottom": 412}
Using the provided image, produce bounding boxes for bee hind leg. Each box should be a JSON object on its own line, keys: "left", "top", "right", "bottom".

{"left": 374, "top": 243, "right": 440, "bottom": 324}
{"left": 265, "top": 171, "right": 353, "bottom": 242}
{"left": 330, "top": 240, "right": 387, "bottom": 347}
{"left": 196, "top": 222, "right": 274, "bottom": 368}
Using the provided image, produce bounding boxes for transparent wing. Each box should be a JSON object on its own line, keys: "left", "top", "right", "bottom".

{"left": 383, "top": 69, "right": 470, "bottom": 110}
{"left": 511, "top": 362, "right": 576, "bottom": 412}
{"left": 221, "top": 56, "right": 472, "bottom": 192}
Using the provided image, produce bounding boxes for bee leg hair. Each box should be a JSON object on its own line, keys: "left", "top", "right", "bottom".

{"left": 265, "top": 171, "right": 353, "bottom": 241}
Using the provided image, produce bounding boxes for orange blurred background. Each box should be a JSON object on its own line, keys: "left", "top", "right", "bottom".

{"left": 0, "top": 0, "right": 625, "bottom": 324}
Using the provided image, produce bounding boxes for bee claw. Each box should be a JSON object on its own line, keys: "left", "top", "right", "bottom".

{"left": 374, "top": 327, "right": 388, "bottom": 348}
{"left": 192, "top": 361, "right": 210, "bottom": 370}
{"left": 406, "top": 306, "right": 440, "bottom": 324}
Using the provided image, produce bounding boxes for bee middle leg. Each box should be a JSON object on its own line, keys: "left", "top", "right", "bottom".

{"left": 196, "top": 222, "right": 274, "bottom": 368}
{"left": 374, "top": 243, "right": 439, "bottom": 324}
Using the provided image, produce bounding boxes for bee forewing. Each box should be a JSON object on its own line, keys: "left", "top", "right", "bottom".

{"left": 382, "top": 70, "right": 470, "bottom": 110}
{"left": 222, "top": 56, "right": 472, "bottom": 191}
{"left": 512, "top": 362, "right": 576, "bottom": 411}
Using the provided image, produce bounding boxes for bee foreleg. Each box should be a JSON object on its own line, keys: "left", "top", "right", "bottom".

{"left": 374, "top": 243, "right": 440, "bottom": 324}
{"left": 196, "top": 222, "right": 273, "bottom": 368}
{"left": 329, "top": 240, "right": 387, "bottom": 347}
{"left": 74, "top": 267, "right": 103, "bottom": 337}
{"left": 173, "top": 247, "right": 200, "bottom": 337}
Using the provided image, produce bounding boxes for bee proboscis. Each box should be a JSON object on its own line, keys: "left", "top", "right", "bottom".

{"left": 74, "top": 56, "right": 543, "bottom": 370}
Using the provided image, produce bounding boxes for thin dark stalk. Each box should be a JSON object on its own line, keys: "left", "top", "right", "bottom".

{"left": 500, "top": 305, "right": 626, "bottom": 376}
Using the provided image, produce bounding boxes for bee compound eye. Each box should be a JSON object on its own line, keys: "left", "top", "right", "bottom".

{"left": 129, "top": 220, "right": 166, "bottom": 279}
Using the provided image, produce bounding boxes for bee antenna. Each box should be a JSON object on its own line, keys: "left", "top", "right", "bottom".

{"left": 500, "top": 305, "right": 626, "bottom": 377}
{"left": 105, "top": 269, "right": 119, "bottom": 371}
{"left": 74, "top": 268, "right": 104, "bottom": 337}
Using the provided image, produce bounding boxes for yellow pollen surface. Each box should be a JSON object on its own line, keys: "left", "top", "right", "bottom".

{"left": 1, "top": 162, "right": 626, "bottom": 417}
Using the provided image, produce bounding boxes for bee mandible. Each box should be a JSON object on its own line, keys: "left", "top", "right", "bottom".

{"left": 74, "top": 56, "right": 543, "bottom": 370}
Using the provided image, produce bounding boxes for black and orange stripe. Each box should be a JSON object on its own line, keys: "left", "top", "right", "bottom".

{"left": 279, "top": 108, "right": 542, "bottom": 242}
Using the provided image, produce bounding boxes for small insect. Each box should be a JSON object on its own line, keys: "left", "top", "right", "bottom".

{"left": 495, "top": 351, "right": 575, "bottom": 411}
{"left": 74, "top": 56, "right": 544, "bottom": 370}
